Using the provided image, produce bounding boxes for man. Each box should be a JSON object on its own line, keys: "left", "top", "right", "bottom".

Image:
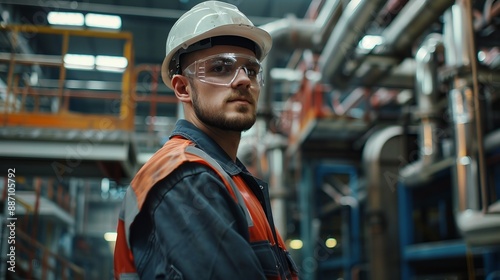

{"left": 114, "top": 1, "right": 299, "bottom": 279}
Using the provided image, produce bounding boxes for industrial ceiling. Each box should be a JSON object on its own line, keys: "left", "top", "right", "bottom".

{"left": 0, "top": 0, "right": 311, "bottom": 87}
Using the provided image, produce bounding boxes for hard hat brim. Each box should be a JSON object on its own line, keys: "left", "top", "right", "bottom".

{"left": 161, "top": 24, "right": 272, "bottom": 89}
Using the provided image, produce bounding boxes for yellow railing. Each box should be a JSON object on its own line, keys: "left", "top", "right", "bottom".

{"left": 0, "top": 24, "right": 135, "bottom": 131}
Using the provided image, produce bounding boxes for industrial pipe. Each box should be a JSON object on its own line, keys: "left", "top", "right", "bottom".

{"left": 445, "top": 0, "right": 500, "bottom": 246}
{"left": 259, "top": 0, "right": 343, "bottom": 118}
{"left": 319, "top": 0, "right": 387, "bottom": 88}
{"left": 381, "top": 0, "right": 455, "bottom": 55}
{"left": 323, "top": 0, "right": 455, "bottom": 89}
{"left": 363, "top": 126, "right": 406, "bottom": 280}
{"left": 399, "top": 34, "right": 444, "bottom": 183}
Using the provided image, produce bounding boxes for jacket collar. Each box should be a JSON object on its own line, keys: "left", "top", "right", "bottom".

{"left": 169, "top": 119, "right": 247, "bottom": 176}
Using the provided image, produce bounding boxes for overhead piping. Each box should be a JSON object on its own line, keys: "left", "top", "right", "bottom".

{"left": 322, "top": 0, "right": 455, "bottom": 89}
{"left": 380, "top": 0, "right": 455, "bottom": 55}
{"left": 318, "top": 0, "right": 387, "bottom": 88}
{"left": 259, "top": 0, "right": 343, "bottom": 119}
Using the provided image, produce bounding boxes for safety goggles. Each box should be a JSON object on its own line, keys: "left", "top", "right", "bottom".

{"left": 183, "top": 53, "right": 263, "bottom": 87}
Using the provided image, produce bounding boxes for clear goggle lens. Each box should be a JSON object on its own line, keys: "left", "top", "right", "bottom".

{"left": 183, "top": 53, "right": 263, "bottom": 87}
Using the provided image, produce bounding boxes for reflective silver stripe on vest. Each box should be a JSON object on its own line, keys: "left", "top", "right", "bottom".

{"left": 122, "top": 186, "right": 140, "bottom": 248}
{"left": 185, "top": 145, "right": 254, "bottom": 227}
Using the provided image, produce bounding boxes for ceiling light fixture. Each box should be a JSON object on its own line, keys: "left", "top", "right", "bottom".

{"left": 63, "top": 54, "right": 128, "bottom": 72}
{"left": 85, "top": 13, "right": 122, "bottom": 29}
{"left": 64, "top": 54, "right": 95, "bottom": 70}
{"left": 96, "top": 55, "right": 128, "bottom": 72}
{"left": 47, "top": 11, "right": 84, "bottom": 26}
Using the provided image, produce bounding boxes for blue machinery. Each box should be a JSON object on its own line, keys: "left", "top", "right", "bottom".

{"left": 316, "top": 164, "right": 361, "bottom": 279}
{"left": 298, "top": 131, "right": 500, "bottom": 280}
{"left": 300, "top": 162, "right": 362, "bottom": 280}
{"left": 397, "top": 131, "right": 500, "bottom": 279}
{"left": 293, "top": 1, "right": 500, "bottom": 279}
{"left": 398, "top": 163, "right": 500, "bottom": 279}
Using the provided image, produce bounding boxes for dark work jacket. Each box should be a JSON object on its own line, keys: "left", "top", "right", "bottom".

{"left": 123, "top": 119, "right": 298, "bottom": 280}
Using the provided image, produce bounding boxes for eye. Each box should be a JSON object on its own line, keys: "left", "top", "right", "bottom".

{"left": 245, "top": 65, "right": 261, "bottom": 77}
{"left": 211, "top": 65, "right": 228, "bottom": 73}
{"left": 245, "top": 68, "right": 257, "bottom": 77}
{"left": 208, "top": 60, "right": 235, "bottom": 75}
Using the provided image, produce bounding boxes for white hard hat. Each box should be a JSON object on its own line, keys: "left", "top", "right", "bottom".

{"left": 161, "top": 1, "right": 273, "bottom": 89}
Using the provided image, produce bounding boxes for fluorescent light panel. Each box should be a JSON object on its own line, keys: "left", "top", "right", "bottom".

{"left": 47, "top": 12, "right": 84, "bottom": 26}
{"left": 85, "top": 13, "right": 122, "bottom": 29}
{"left": 96, "top": 66, "right": 126, "bottom": 73}
{"left": 96, "top": 55, "right": 128, "bottom": 68}
{"left": 64, "top": 54, "right": 127, "bottom": 72}
{"left": 96, "top": 55, "right": 128, "bottom": 72}
{"left": 47, "top": 12, "right": 121, "bottom": 29}
{"left": 64, "top": 54, "right": 94, "bottom": 70}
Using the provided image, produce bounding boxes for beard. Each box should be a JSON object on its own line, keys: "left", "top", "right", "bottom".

{"left": 191, "top": 87, "right": 256, "bottom": 132}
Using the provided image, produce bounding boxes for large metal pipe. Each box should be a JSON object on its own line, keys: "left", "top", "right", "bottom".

{"left": 326, "top": 0, "right": 455, "bottom": 89}
{"left": 259, "top": 0, "right": 343, "bottom": 117}
{"left": 363, "top": 126, "right": 406, "bottom": 280}
{"left": 449, "top": 86, "right": 480, "bottom": 212}
{"left": 413, "top": 34, "right": 443, "bottom": 165}
{"left": 399, "top": 34, "right": 443, "bottom": 183}
{"left": 446, "top": 0, "right": 481, "bottom": 213}
{"left": 445, "top": 0, "right": 500, "bottom": 246}
{"left": 448, "top": 82, "right": 500, "bottom": 245}
{"left": 268, "top": 140, "right": 288, "bottom": 238}
{"left": 381, "top": 0, "right": 455, "bottom": 55}
{"left": 319, "top": 0, "right": 387, "bottom": 88}
{"left": 263, "top": 0, "right": 343, "bottom": 51}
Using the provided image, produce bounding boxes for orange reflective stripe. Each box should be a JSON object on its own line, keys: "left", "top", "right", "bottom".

{"left": 232, "top": 176, "right": 277, "bottom": 245}
{"left": 114, "top": 219, "right": 137, "bottom": 279}
{"left": 130, "top": 137, "right": 191, "bottom": 210}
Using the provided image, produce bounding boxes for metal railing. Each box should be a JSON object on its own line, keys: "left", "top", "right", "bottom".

{"left": 2, "top": 177, "right": 83, "bottom": 279}
{"left": 16, "top": 229, "right": 85, "bottom": 280}
{"left": 0, "top": 24, "right": 135, "bottom": 131}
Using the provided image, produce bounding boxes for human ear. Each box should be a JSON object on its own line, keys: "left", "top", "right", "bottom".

{"left": 172, "top": 75, "right": 191, "bottom": 102}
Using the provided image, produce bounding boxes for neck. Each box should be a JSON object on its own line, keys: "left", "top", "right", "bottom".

{"left": 187, "top": 117, "right": 241, "bottom": 162}
{"left": 203, "top": 127, "right": 241, "bottom": 162}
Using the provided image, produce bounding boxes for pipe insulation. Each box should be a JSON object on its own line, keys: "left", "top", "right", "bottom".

{"left": 259, "top": 0, "right": 343, "bottom": 117}
{"left": 446, "top": 0, "right": 500, "bottom": 246}
{"left": 323, "top": 0, "right": 455, "bottom": 89}
{"left": 399, "top": 34, "right": 444, "bottom": 184}
{"left": 319, "top": 0, "right": 387, "bottom": 87}
{"left": 381, "top": 0, "right": 455, "bottom": 55}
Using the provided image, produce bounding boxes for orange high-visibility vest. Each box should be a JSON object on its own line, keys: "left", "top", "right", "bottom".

{"left": 114, "top": 136, "right": 296, "bottom": 280}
